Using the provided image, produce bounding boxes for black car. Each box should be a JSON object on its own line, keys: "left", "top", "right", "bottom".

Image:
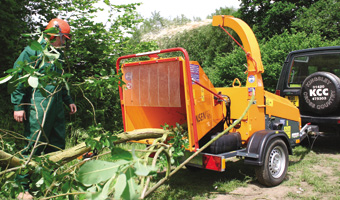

{"left": 276, "top": 46, "right": 340, "bottom": 134}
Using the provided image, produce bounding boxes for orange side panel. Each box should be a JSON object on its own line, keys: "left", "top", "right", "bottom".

{"left": 121, "top": 58, "right": 225, "bottom": 151}
{"left": 190, "top": 61, "right": 224, "bottom": 146}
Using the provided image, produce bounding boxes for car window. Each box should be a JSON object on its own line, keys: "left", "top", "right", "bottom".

{"left": 288, "top": 53, "right": 340, "bottom": 88}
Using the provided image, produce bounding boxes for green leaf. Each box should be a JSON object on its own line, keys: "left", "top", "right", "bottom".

{"left": 92, "top": 176, "right": 115, "bottom": 200}
{"left": 39, "top": 56, "right": 45, "bottom": 69}
{"left": 77, "top": 160, "right": 129, "bottom": 185}
{"left": 18, "top": 74, "right": 30, "bottom": 80}
{"left": 5, "top": 68, "right": 18, "bottom": 74}
{"left": 29, "top": 40, "right": 43, "bottom": 51}
{"left": 62, "top": 73, "right": 73, "bottom": 78}
{"left": 22, "top": 33, "right": 32, "bottom": 37}
{"left": 29, "top": 56, "right": 38, "bottom": 61}
{"left": 44, "top": 50, "right": 60, "bottom": 60}
{"left": 134, "top": 161, "right": 157, "bottom": 177}
{"left": 28, "top": 76, "right": 39, "bottom": 88}
{"left": 0, "top": 74, "right": 13, "bottom": 84}
{"left": 54, "top": 59, "right": 62, "bottom": 69}
{"left": 23, "top": 65, "right": 34, "bottom": 74}
{"left": 61, "top": 181, "right": 70, "bottom": 193}
{"left": 44, "top": 27, "right": 59, "bottom": 34}
{"left": 49, "top": 38, "right": 57, "bottom": 43}
{"left": 39, "top": 79, "right": 47, "bottom": 88}
{"left": 38, "top": 32, "right": 44, "bottom": 43}
{"left": 100, "top": 69, "right": 108, "bottom": 76}
{"left": 122, "top": 167, "right": 139, "bottom": 200}
{"left": 7, "top": 82, "right": 18, "bottom": 94}
{"left": 39, "top": 87, "right": 48, "bottom": 97}
{"left": 111, "top": 147, "right": 132, "bottom": 161}
{"left": 62, "top": 79, "right": 70, "bottom": 95}
{"left": 89, "top": 191, "right": 102, "bottom": 200}
{"left": 114, "top": 173, "right": 127, "bottom": 199}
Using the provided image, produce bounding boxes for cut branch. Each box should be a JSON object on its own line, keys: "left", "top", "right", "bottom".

{"left": 0, "top": 128, "right": 167, "bottom": 169}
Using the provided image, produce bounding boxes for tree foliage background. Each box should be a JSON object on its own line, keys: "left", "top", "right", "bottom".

{"left": 2, "top": 0, "right": 339, "bottom": 138}
{"left": 1, "top": 0, "right": 340, "bottom": 198}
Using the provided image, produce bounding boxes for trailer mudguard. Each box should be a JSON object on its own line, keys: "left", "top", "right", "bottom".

{"left": 243, "top": 130, "right": 293, "bottom": 166}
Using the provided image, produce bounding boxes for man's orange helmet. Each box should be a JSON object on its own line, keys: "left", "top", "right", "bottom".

{"left": 46, "top": 18, "right": 71, "bottom": 40}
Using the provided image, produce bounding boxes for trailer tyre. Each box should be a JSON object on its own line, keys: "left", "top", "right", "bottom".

{"left": 255, "top": 138, "right": 288, "bottom": 187}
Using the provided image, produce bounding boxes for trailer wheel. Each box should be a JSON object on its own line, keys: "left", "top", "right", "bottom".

{"left": 255, "top": 138, "right": 288, "bottom": 187}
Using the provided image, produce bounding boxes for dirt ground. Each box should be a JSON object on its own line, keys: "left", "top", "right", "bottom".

{"left": 211, "top": 135, "right": 340, "bottom": 200}
{"left": 212, "top": 184, "right": 297, "bottom": 200}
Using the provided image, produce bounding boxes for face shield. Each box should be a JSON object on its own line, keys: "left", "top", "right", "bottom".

{"left": 49, "top": 24, "right": 72, "bottom": 48}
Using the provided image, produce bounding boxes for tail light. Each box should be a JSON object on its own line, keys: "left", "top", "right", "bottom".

{"left": 202, "top": 154, "right": 225, "bottom": 171}
{"left": 275, "top": 90, "right": 281, "bottom": 96}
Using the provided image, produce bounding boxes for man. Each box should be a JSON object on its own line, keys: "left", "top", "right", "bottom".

{"left": 12, "top": 18, "right": 77, "bottom": 200}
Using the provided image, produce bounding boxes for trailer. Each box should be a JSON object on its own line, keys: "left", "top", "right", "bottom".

{"left": 116, "top": 16, "right": 317, "bottom": 190}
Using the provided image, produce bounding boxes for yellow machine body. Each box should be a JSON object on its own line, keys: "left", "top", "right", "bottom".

{"left": 211, "top": 15, "right": 301, "bottom": 142}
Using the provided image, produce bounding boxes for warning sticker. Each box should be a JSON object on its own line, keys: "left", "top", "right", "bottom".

{"left": 292, "top": 132, "right": 299, "bottom": 138}
{"left": 248, "top": 75, "right": 255, "bottom": 83}
{"left": 190, "top": 64, "right": 199, "bottom": 84}
{"left": 201, "top": 88, "right": 205, "bottom": 101}
{"left": 126, "top": 83, "right": 132, "bottom": 89}
{"left": 283, "top": 121, "right": 291, "bottom": 138}
{"left": 284, "top": 126, "right": 291, "bottom": 138}
{"left": 125, "top": 72, "right": 132, "bottom": 81}
{"left": 285, "top": 96, "right": 299, "bottom": 107}
{"left": 280, "top": 119, "right": 286, "bottom": 125}
{"left": 248, "top": 87, "right": 255, "bottom": 96}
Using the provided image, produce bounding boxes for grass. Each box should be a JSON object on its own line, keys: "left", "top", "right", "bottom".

{"left": 145, "top": 158, "right": 255, "bottom": 200}
{"left": 283, "top": 136, "right": 340, "bottom": 199}
{"left": 64, "top": 135, "right": 340, "bottom": 199}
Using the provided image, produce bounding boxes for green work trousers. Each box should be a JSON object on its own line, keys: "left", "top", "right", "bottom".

{"left": 24, "top": 85, "right": 67, "bottom": 155}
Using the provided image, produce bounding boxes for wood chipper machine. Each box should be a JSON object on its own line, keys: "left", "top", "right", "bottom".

{"left": 116, "top": 15, "right": 317, "bottom": 187}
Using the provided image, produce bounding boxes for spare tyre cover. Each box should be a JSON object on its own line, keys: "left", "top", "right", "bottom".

{"left": 300, "top": 72, "right": 340, "bottom": 115}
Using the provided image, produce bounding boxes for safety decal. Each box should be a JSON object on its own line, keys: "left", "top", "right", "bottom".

{"left": 248, "top": 87, "right": 255, "bottom": 96}
{"left": 292, "top": 132, "right": 299, "bottom": 138}
{"left": 280, "top": 119, "right": 286, "bottom": 125}
{"left": 126, "top": 83, "right": 132, "bottom": 89}
{"left": 248, "top": 75, "right": 255, "bottom": 83}
{"left": 190, "top": 64, "right": 200, "bottom": 84}
{"left": 283, "top": 121, "right": 291, "bottom": 138}
{"left": 125, "top": 72, "right": 132, "bottom": 81}
{"left": 201, "top": 88, "right": 205, "bottom": 101}
{"left": 285, "top": 96, "right": 299, "bottom": 107}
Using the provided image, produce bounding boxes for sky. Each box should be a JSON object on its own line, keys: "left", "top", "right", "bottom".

{"left": 102, "top": 0, "right": 241, "bottom": 20}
